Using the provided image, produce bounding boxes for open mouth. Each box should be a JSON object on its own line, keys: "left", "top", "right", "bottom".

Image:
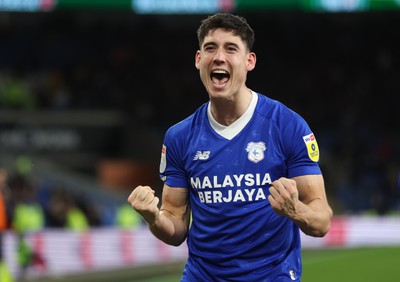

{"left": 211, "top": 70, "right": 230, "bottom": 86}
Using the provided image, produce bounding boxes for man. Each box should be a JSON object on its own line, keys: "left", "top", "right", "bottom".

{"left": 128, "top": 13, "right": 332, "bottom": 281}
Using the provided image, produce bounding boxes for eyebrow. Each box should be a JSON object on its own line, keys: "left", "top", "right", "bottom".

{"left": 202, "top": 41, "right": 241, "bottom": 50}
{"left": 202, "top": 42, "right": 216, "bottom": 49}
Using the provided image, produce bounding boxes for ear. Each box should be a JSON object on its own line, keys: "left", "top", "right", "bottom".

{"left": 246, "top": 52, "right": 256, "bottom": 71}
{"left": 195, "top": 50, "right": 201, "bottom": 70}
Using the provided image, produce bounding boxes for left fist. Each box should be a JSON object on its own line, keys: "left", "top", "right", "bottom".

{"left": 268, "top": 177, "right": 300, "bottom": 218}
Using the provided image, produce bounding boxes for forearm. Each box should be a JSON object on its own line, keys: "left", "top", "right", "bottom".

{"left": 147, "top": 209, "right": 189, "bottom": 246}
{"left": 127, "top": 185, "right": 190, "bottom": 246}
{"left": 291, "top": 198, "right": 333, "bottom": 237}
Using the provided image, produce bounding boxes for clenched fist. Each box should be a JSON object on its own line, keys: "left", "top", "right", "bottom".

{"left": 127, "top": 185, "right": 160, "bottom": 225}
{"left": 268, "top": 177, "right": 300, "bottom": 218}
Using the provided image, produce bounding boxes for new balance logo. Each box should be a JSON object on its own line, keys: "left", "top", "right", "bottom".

{"left": 193, "top": 151, "right": 210, "bottom": 160}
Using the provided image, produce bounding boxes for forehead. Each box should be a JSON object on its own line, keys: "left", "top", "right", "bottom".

{"left": 202, "top": 28, "right": 245, "bottom": 47}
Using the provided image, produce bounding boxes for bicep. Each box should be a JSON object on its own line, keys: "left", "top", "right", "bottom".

{"left": 292, "top": 174, "right": 328, "bottom": 205}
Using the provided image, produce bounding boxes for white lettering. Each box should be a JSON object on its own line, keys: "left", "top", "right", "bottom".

{"left": 255, "top": 188, "right": 267, "bottom": 201}
{"left": 204, "top": 191, "right": 212, "bottom": 203}
{"left": 244, "top": 174, "right": 255, "bottom": 186}
{"left": 191, "top": 177, "right": 201, "bottom": 189}
{"left": 213, "top": 176, "right": 221, "bottom": 188}
{"left": 197, "top": 188, "right": 266, "bottom": 204}
{"left": 203, "top": 176, "right": 212, "bottom": 188}
{"left": 233, "top": 189, "right": 245, "bottom": 202}
{"left": 198, "top": 191, "right": 205, "bottom": 203}
{"left": 222, "top": 175, "right": 234, "bottom": 187}
{"left": 244, "top": 189, "right": 255, "bottom": 201}
{"left": 233, "top": 174, "right": 244, "bottom": 186}
{"left": 223, "top": 190, "right": 232, "bottom": 202}
{"left": 190, "top": 173, "right": 272, "bottom": 189}
{"left": 214, "top": 191, "right": 223, "bottom": 203}
{"left": 261, "top": 173, "right": 272, "bottom": 185}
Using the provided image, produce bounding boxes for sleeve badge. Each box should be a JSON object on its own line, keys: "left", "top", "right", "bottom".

{"left": 302, "top": 133, "right": 319, "bottom": 162}
{"left": 159, "top": 144, "right": 167, "bottom": 174}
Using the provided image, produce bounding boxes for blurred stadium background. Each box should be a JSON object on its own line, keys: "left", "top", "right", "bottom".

{"left": 0, "top": 0, "right": 399, "bottom": 281}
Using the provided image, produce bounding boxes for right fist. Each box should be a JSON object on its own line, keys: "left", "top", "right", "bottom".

{"left": 127, "top": 185, "right": 160, "bottom": 224}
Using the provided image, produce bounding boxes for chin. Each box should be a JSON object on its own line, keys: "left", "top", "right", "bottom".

{"left": 208, "top": 86, "right": 230, "bottom": 97}
{"left": 209, "top": 92, "right": 229, "bottom": 101}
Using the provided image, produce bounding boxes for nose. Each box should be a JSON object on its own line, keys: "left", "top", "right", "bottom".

{"left": 213, "top": 48, "right": 226, "bottom": 63}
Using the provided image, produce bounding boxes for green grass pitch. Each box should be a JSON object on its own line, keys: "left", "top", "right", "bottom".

{"left": 301, "top": 247, "right": 399, "bottom": 282}
{"left": 142, "top": 247, "right": 400, "bottom": 282}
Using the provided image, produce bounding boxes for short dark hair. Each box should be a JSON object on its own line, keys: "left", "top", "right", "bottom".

{"left": 197, "top": 13, "right": 255, "bottom": 51}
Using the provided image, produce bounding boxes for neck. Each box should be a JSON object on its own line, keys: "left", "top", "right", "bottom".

{"left": 210, "top": 89, "right": 252, "bottom": 126}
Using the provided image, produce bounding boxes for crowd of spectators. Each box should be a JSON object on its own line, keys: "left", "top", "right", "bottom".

{"left": 0, "top": 11, "right": 399, "bottom": 218}
{"left": 1, "top": 162, "right": 143, "bottom": 232}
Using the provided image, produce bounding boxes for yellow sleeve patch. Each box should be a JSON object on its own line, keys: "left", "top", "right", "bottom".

{"left": 303, "top": 133, "right": 319, "bottom": 162}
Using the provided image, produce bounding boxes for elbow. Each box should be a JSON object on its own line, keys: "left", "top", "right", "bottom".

{"left": 304, "top": 223, "right": 331, "bottom": 238}
{"left": 169, "top": 240, "right": 185, "bottom": 247}
{"left": 161, "top": 228, "right": 188, "bottom": 246}
{"left": 312, "top": 224, "right": 331, "bottom": 237}
{"left": 163, "top": 235, "right": 187, "bottom": 247}
{"left": 303, "top": 227, "right": 328, "bottom": 238}
{"left": 314, "top": 209, "right": 334, "bottom": 237}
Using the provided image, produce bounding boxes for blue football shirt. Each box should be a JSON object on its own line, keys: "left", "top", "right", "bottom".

{"left": 159, "top": 92, "right": 321, "bottom": 281}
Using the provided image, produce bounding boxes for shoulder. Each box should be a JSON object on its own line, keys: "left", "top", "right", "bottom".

{"left": 255, "top": 92, "right": 305, "bottom": 125}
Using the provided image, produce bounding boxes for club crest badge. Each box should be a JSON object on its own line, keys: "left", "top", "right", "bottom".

{"left": 246, "top": 141, "right": 266, "bottom": 163}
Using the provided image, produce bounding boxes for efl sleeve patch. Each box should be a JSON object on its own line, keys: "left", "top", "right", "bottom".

{"left": 302, "top": 133, "right": 319, "bottom": 162}
{"left": 159, "top": 144, "right": 167, "bottom": 174}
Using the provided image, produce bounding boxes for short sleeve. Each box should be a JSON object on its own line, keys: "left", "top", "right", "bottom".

{"left": 281, "top": 111, "right": 322, "bottom": 178}
{"left": 159, "top": 125, "right": 190, "bottom": 188}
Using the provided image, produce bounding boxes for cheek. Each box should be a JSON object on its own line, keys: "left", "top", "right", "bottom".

{"left": 232, "top": 66, "right": 247, "bottom": 81}
{"left": 199, "top": 69, "right": 209, "bottom": 84}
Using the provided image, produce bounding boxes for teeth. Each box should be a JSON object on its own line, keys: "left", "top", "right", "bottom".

{"left": 212, "top": 70, "right": 228, "bottom": 74}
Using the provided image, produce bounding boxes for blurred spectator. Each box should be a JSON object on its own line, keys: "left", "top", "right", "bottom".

{"left": 8, "top": 173, "right": 46, "bottom": 280}
{"left": 0, "top": 259, "right": 13, "bottom": 282}
{"left": 0, "top": 73, "right": 36, "bottom": 109}
{"left": 0, "top": 168, "right": 14, "bottom": 282}
{"left": 115, "top": 203, "right": 143, "bottom": 230}
{"left": 64, "top": 194, "right": 89, "bottom": 232}
{"left": 45, "top": 189, "right": 68, "bottom": 228}
{"left": 12, "top": 201, "right": 44, "bottom": 233}
{"left": 9, "top": 174, "right": 44, "bottom": 233}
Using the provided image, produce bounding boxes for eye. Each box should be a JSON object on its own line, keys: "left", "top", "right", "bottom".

{"left": 226, "top": 46, "right": 238, "bottom": 53}
{"left": 204, "top": 46, "right": 216, "bottom": 52}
